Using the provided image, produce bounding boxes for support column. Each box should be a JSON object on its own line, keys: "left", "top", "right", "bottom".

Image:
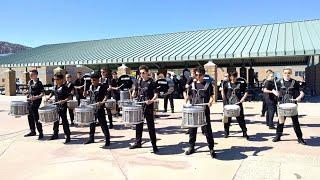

{"left": 204, "top": 61, "right": 217, "bottom": 102}
{"left": 117, "top": 64, "right": 130, "bottom": 76}
{"left": 5, "top": 69, "right": 16, "bottom": 96}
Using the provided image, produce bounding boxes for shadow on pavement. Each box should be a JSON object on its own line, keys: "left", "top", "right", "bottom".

{"left": 215, "top": 146, "right": 273, "bottom": 161}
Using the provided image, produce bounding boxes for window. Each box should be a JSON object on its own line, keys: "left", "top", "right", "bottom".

{"left": 295, "top": 71, "right": 305, "bottom": 77}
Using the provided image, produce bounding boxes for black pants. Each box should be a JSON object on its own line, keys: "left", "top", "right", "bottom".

{"left": 276, "top": 115, "right": 303, "bottom": 139}
{"left": 106, "top": 108, "right": 113, "bottom": 126}
{"left": 76, "top": 95, "right": 85, "bottom": 106}
{"left": 135, "top": 105, "right": 157, "bottom": 146}
{"left": 189, "top": 106, "right": 214, "bottom": 150}
{"left": 27, "top": 103, "right": 43, "bottom": 134}
{"left": 262, "top": 97, "right": 267, "bottom": 115}
{"left": 68, "top": 108, "right": 74, "bottom": 123}
{"left": 266, "top": 101, "right": 276, "bottom": 127}
{"left": 89, "top": 108, "right": 110, "bottom": 141}
{"left": 53, "top": 107, "right": 71, "bottom": 137}
{"left": 164, "top": 93, "right": 174, "bottom": 111}
{"left": 224, "top": 104, "right": 247, "bottom": 133}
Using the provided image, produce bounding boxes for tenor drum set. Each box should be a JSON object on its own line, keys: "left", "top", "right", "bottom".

{"left": 181, "top": 104, "right": 206, "bottom": 128}
{"left": 9, "top": 101, "right": 29, "bottom": 117}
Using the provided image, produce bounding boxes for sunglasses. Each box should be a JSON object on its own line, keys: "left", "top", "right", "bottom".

{"left": 140, "top": 71, "right": 147, "bottom": 75}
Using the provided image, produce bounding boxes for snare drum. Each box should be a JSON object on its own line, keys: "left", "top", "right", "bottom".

{"left": 120, "top": 90, "right": 130, "bottom": 101}
{"left": 80, "top": 99, "right": 90, "bottom": 107}
{"left": 9, "top": 101, "right": 29, "bottom": 116}
{"left": 105, "top": 99, "right": 116, "bottom": 109}
{"left": 122, "top": 105, "right": 143, "bottom": 125}
{"left": 74, "top": 106, "right": 95, "bottom": 125}
{"left": 181, "top": 105, "right": 206, "bottom": 128}
{"left": 223, "top": 105, "right": 241, "bottom": 117}
{"left": 39, "top": 105, "right": 59, "bottom": 123}
{"left": 67, "top": 100, "right": 78, "bottom": 109}
{"left": 118, "top": 100, "right": 134, "bottom": 108}
{"left": 278, "top": 103, "right": 298, "bottom": 117}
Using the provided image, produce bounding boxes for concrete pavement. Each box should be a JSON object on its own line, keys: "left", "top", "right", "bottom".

{"left": 0, "top": 96, "right": 319, "bottom": 180}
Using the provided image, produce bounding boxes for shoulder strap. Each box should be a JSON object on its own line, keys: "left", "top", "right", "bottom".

{"left": 204, "top": 82, "right": 210, "bottom": 91}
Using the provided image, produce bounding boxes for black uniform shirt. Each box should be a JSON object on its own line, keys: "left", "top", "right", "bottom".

{"left": 74, "top": 77, "right": 85, "bottom": 95}
{"left": 155, "top": 78, "right": 169, "bottom": 93}
{"left": 52, "top": 84, "right": 70, "bottom": 101}
{"left": 28, "top": 79, "right": 44, "bottom": 104}
{"left": 89, "top": 83, "right": 107, "bottom": 104}
{"left": 117, "top": 74, "right": 133, "bottom": 91}
{"left": 51, "top": 84, "right": 70, "bottom": 109}
{"left": 264, "top": 80, "right": 277, "bottom": 102}
{"left": 65, "top": 81, "right": 75, "bottom": 95}
{"left": 188, "top": 81, "right": 213, "bottom": 103}
{"left": 224, "top": 80, "right": 248, "bottom": 104}
{"left": 28, "top": 79, "right": 44, "bottom": 97}
{"left": 138, "top": 78, "right": 158, "bottom": 101}
{"left": 277, "top": 79, "right": 303, "bottom": 103}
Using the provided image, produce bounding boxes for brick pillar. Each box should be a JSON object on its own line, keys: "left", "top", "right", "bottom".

{"left": 204, "top": 61, "right": 217, "bottom": 102}
{"left": 5, "top": 69, "right": 16, "bottom": 96}
{"left": 117, "top": 64, "right": 130, "bottom": 76}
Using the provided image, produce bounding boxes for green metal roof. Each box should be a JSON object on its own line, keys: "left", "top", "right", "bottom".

{"left": 1, "top": 19, "right": 320, "bottom": 68}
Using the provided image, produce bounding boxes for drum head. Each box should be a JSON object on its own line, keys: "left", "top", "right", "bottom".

{"left": 279, "top": 103, "right": 297, "bottom": 109}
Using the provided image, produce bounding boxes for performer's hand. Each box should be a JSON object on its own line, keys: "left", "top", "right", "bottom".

{"left": 294, "top": 98, "right": 301, "bottom": 102}
{"left": 208, "top": 101, "right": 213, "bottom": 107}
{"left": 145, "top": 100, "right": 152, "bottom": 105}
{"left": 272, "top": 90, "right": 279, "bottom": 97}
{"left": 107, "top": 87, "right": 112, "bottom": 91}
{"left": 31, "top": 96, "right": 37, "bottom": 101}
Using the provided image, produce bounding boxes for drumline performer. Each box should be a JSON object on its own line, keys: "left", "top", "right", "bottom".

{"left": 24, "top": 69, "right": 44, "bottom": 139}
{"left": 83, "top": 73, "right": 111, "bottom": 147}
{"left": 164, "top": 73, "right": 175, "bottom": 113}
{"left": 222, "top": 71, "right": 249, "bottom": 140}
{"left": 185, "top": 66, "right": 215, "bottom": 158}
{"left": 130, "top": 65, "right": 159, "bottom": 153}
{"left": 45, "top": 74, "right": 71, "bottom": 143}
{"left": 272, "top": 67, "right": 306, "bottom": 145}
{"left": 262, "top": 70, "right": 277, "bottom": 129}
{"left": 65, "top": 74, "right": 75, "bottom": 126}
{"left": 100, "top": 68, "right": 114, "bottom": 129}
{"left": 74, "top": 71, "right": 85, "bottom": 106}
{"left": 110, "top": 71, "right": 120, "bottom": 115}
{"left": 155, "top": 73, "right": 169, "bottom": 112}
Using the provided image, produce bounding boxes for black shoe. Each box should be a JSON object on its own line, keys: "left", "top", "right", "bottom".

{"left": 163, "top": 110, "right": 167, "bottom": 113}
{"left": 185, "top": 130, "right": 190, "bottom": 134}
{"left": 96, "top": 122, "right": 100, "bottom": 126}
{"left": 38, "top": 133, "right": 44, "bottom": 140}
{"left": 64, "top": 137, "right": 71, "bottom": 144}
{"left": 85, "top": 137, "right": 94, "bottom": 144}
{"left": 104, "top": 140, "right": 110, "bottom": 147}
{"left": 109, "top": 124, "right": 114, "bottom": 129}
{"left": 243, "top": 132, "right": 249, "bottom": 140}
{"left": 70, "top": 122, "right": 75, "bottom": 126}
{"left": 210, "top": 150, "right": 216, "bottom": 158}
{"left": 298, "top": 138, "right": 307, "bottom": 145}
{"left": 185, "top": 147, "right": 195, "bottom": 155}
{"left": 171, "top": 109, "right": 174, "bottom": 113}
{"left": 272, "top": 135, "right": 281, "bottom": 142}
{"left": 24, "top": 132, "right": 36, "bottom": 137}
{"left": 224, "top": 133, "right": 229, "bottom": 138}
{"left": 129, "top": 143, "right": 142, "bottom": 149}
{"left": 49, "top": 134, "right": 59, "bottom": 140}
{"left": 269, "top": 126, "right": 276, "bottom": 129}
{"left": 152, "top": 146, "right": 159, "bottom": 154}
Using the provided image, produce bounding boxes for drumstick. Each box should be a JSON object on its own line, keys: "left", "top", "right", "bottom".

{"left": 194, "top": 103, "right": 209, "bottom": 106}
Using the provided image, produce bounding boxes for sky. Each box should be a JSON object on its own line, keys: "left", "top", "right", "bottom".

{"left": 1, "top": 0, "right": 319, "bottom": 47}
